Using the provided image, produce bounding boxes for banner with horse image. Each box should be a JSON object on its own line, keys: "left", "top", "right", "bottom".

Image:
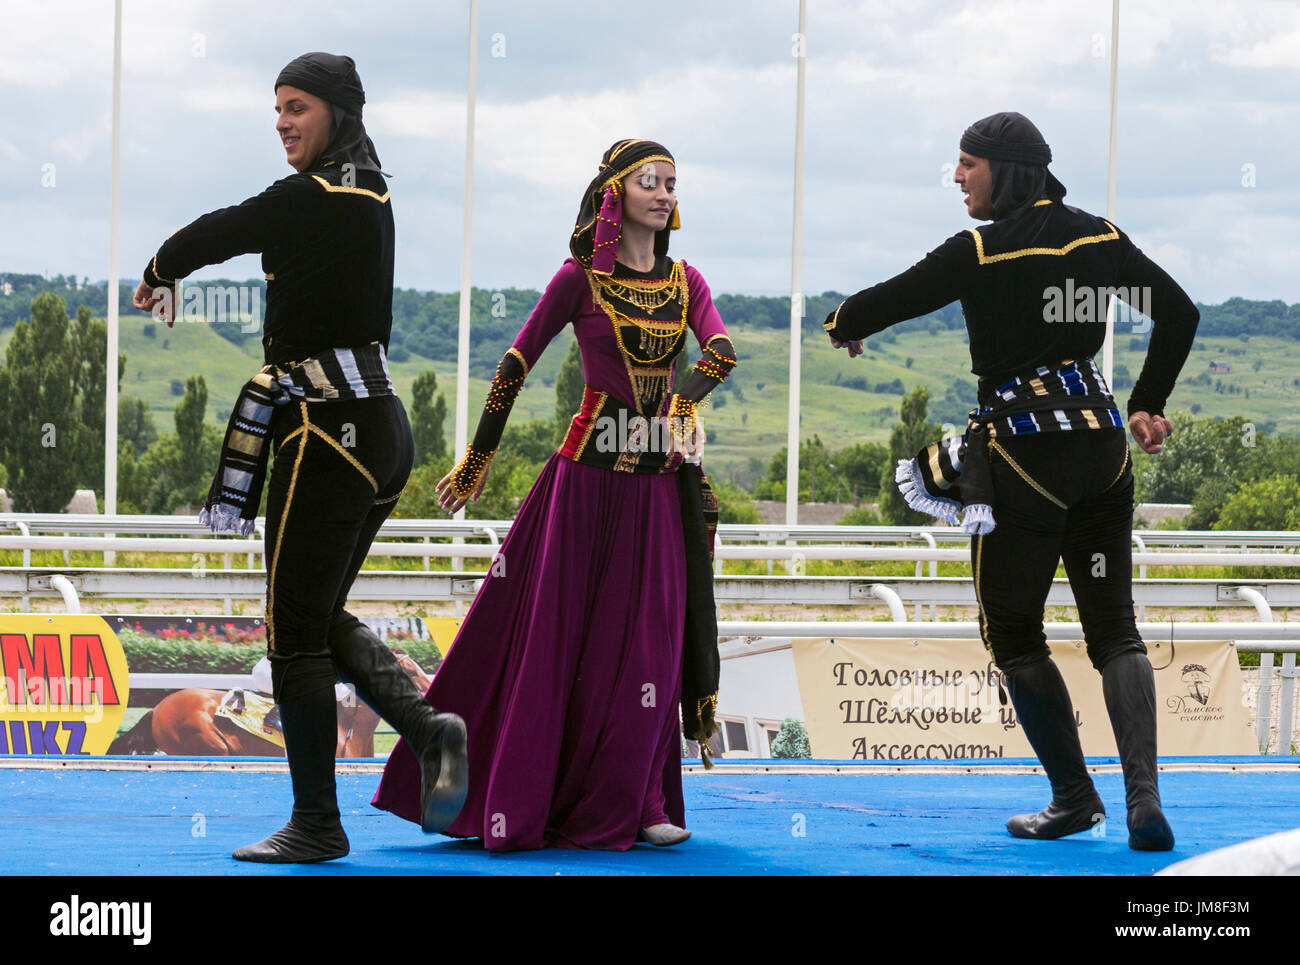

{"left": 791, "top": 637, "right": 1256, "bottom": 760}
{"left": 0, "top": 614, "right": 460, "bottom": 759}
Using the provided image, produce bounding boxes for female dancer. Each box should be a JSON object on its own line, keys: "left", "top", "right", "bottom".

{"left": 825, "top": 113, "right": 1198, "bottom": 851}
{"left": 133, "top": 52, "right": 468, "bottom": 863}
{"left": 373, "top": 139, "right": 736, "bottom": 851}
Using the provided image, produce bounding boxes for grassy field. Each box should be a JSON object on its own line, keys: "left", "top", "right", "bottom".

{"left": 698, "top": 327, "right": 1300, "bottom": 483}
{"left": 4, "top": 315, "right": 1297, "bottom": 486}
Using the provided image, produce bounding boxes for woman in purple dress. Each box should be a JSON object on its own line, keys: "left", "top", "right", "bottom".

{"left": 372, "top": 139, "right": 736, "bottom": 851}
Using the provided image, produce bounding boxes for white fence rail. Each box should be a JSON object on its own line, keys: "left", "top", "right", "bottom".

{"left": 4, "top": 516, "right": 1297, "bottom": 753}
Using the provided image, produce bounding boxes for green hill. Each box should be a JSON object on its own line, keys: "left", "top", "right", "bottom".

{"left": 2, "top": 276, "right": 1297, "bottom": 488}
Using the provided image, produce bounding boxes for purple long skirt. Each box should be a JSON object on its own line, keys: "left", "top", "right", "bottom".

{"left": 370, "top": 452, "right": 687, "bottom": 851}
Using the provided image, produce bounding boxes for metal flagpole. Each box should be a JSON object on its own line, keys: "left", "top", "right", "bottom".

{"left": 105, "top": 0, "right": 122, "bottom": 517}
{"left": 454, "top": 0, "right": 479, "bottom": 526}
{"left": 1102, "top": 0, "right": 1120, "bottom": 389}
{"left": 785, "top": 0, "right": 807, "bottom": 527}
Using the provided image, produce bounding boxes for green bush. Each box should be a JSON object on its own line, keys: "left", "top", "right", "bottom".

{"left": 709, "top": 477, "right": 762, "bottom": 524}
{"left": 117, "top": 626, "right": 443, "bottom": 675}
{"left": 838, "top": 505, "right": 883, "bottom": 525}
{"left": 771, "top": 718, "right": 812, "bottom": 758}
{"left": 118, "top": 628, "right": 264, "bottom": 673}
{"left": 1215, "top": 475, "right": 1300, "bottom": 531}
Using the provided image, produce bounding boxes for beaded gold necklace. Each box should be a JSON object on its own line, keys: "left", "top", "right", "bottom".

{"left": 586, "top": 260, "right": 691, "bottom": 413}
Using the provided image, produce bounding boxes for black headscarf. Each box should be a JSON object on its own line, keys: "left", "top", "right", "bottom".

{"left": 570, "top": 139, "right": 678, "bottom": 274}
{"left": 275, "top": 52, "right": 385, "bottom": 175}
{"left": 959, "top": 112, "right": 1065, "bottom": 221}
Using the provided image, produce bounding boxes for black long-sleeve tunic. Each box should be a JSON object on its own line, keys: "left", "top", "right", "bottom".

{"left": 142, "top": 161, "right": 394, "bottom": 365}
{"left": 823, "top": 201, "right": 1199, "bottom": 417}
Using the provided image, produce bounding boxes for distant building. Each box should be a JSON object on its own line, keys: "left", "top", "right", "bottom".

{"left": 1209, "top": 360, "right": 1232, "bottom": 374}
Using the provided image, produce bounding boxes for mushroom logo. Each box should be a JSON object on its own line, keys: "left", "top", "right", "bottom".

{"left": 1180, "top": 664, "right": 1211, "bottom": 707}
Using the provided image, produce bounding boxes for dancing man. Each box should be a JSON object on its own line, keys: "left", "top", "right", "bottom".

{"left": 133, "top": 52, "right": 468, "bottom": 863}
{"left": 825, "top": 112, "right": 1198, "bottom": 851}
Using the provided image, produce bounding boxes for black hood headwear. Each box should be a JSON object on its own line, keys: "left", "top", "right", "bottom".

{"left": 960, "top": 111, "right": 1065, "bottom": 220}
{"left": 570, "top": 139, "right": 679, "bottom": 275}
{"left": 275, "top": 51, "right": 386, "bottom": 175}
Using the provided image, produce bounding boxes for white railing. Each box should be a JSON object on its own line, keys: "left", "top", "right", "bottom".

{"left": 5, "top": 514, "right": 1300, "bottom": 549}
{"left": 4, "top": 534, "right": 1298, "bottom": 567}
{"left": 4, "top": 515, "right": 1297, "bottom": 752}
{"left": 7, "top": 569, "right": 1300, "bottom": 611}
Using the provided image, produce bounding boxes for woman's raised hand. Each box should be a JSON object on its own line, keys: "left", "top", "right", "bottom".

{"left": 435, "top": 464, "right": 489, "bottom": 514}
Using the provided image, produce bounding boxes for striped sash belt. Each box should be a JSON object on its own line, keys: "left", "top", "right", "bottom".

{"left": 199, "top": 343, "right": 394, "bottom": 534}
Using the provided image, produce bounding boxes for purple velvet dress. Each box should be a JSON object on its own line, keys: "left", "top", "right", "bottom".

{"left": 371, "top": 257, "right": 728, "bottom": 851}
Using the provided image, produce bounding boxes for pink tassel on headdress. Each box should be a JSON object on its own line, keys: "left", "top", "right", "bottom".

{"left": 590, "top": 181, "right": 622, "bottom": 275}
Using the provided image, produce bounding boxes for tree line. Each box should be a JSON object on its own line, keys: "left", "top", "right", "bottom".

{"left": 6, "top": 273, "right": 1299, "bottom": 363}
{"left": 0, "top": 293, "right": 454, "bottom": 514}
{"left": 2, "top": 289, "right": 1297, "bottom": 531}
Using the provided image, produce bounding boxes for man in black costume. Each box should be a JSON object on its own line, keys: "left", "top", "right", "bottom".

{"left": 825, "top": 112, "right": 1198, "bottom": 851}
{"left": 133, "top": 53, "right": 468, "bottom": 863}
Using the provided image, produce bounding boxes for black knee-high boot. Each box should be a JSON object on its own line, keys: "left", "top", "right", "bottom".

{"left": 328, "top": 612, "right": 468, "bottom": 834}
{"left": 1003, "top": 657, "right": 1105, "bottom": 839}
{"left": 1101, "top": 651, "right": 1174, "bottom": 851}
{"left": 232, "top": 681, "right": 350, "bottom": 863}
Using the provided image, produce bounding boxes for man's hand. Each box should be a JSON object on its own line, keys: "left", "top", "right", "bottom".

{"left": 1129, "top": 411, "right": 1174, "bottom": 454}
{"left": 132, "top": 278, "right": 179, "bottom": 327}
{"left": 830, "top": 337, "right": 864, "bottom": 358}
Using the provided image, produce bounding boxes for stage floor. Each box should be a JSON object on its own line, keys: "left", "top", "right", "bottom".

{"left": 4, "top": 757, "right": 1297, "bottom": 876}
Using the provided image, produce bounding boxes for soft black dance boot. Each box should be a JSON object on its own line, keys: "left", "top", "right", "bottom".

{"left": 329, "top": 612, "right": 468, "bottom": 834}
{"left": 1102, "top": 652, "right": 1175, "bottom": 851}
{"left": 1002, "top": 658, "right": 1105, "bottom": 840}
{"left": 233, "top": 683, "right": 350, "bottom": 863}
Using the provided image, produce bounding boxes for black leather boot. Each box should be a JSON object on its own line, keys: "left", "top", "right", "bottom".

{"left": 1003, "top": 657, "right": 1105, "bottom": 840}
{"left": 328, "top": 611, "right": 468, "bottom": 834}
{"left": 233, "top": 682, "right": 350, "bottom": 863}
{"left": 1102, "top": 651, "right": 1174, "bottom": 851}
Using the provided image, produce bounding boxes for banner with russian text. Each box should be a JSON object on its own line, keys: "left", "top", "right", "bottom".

{"left": 791, "top": 637, "right": 1255, "bottom": 760}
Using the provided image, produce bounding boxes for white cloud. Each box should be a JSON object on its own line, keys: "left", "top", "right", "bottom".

{"left": 52, "top": 113, "right": 112, "bottom": 164}
{"left": 1211, "top": 29, "right": 1300, "bottom": 69}
{"left": 1, "top": 0, "right": 1297, "bottom": 302}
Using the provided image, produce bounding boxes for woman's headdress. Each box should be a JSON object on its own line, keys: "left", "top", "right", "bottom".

{"left": 570, "top": 139, "right": 679, "bottom": 275}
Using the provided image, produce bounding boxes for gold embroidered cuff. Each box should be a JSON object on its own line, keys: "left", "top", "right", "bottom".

{"left": 450, "top": 445, "right": 495, "bottom": 500}
{"left": 667, "top": 393, "right": 699, "bottom": 452}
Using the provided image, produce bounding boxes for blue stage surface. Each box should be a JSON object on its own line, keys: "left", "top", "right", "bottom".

{"left": 3, "top": 757, "right": 1297, "bottom": 876}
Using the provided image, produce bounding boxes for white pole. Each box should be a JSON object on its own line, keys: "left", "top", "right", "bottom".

{"left": 454, "top": 0, "right": 479, "bottom": 526}
{"left": 105, "top": 0, "right": 122, "bottom": 517}
{"left": 785, "top": 0, "right": 807, "bottom": 527}
{"left": 1102, "top": 0, "right": 1120, "bottom": 389}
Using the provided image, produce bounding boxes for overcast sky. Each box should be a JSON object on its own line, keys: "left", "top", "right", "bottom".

{"left": 2, "top": 0, "right": 1297, "bottom": 303}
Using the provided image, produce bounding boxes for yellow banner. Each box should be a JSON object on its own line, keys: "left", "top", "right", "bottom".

{"left": 791, "top": 638, "right": 1255, "bottom": 760}
{"left": 421, "top": 617, "right": 462, "bottom": 656}
{"left": 0, "top": 615, "right": 130, "bottom": 755}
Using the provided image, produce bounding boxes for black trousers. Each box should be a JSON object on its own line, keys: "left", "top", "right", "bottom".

{"left": 263, "top": 395, "right": 414, "bottom": 702}
{"left": 970, "top": 428, "right": 1146, "bottom": 674}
